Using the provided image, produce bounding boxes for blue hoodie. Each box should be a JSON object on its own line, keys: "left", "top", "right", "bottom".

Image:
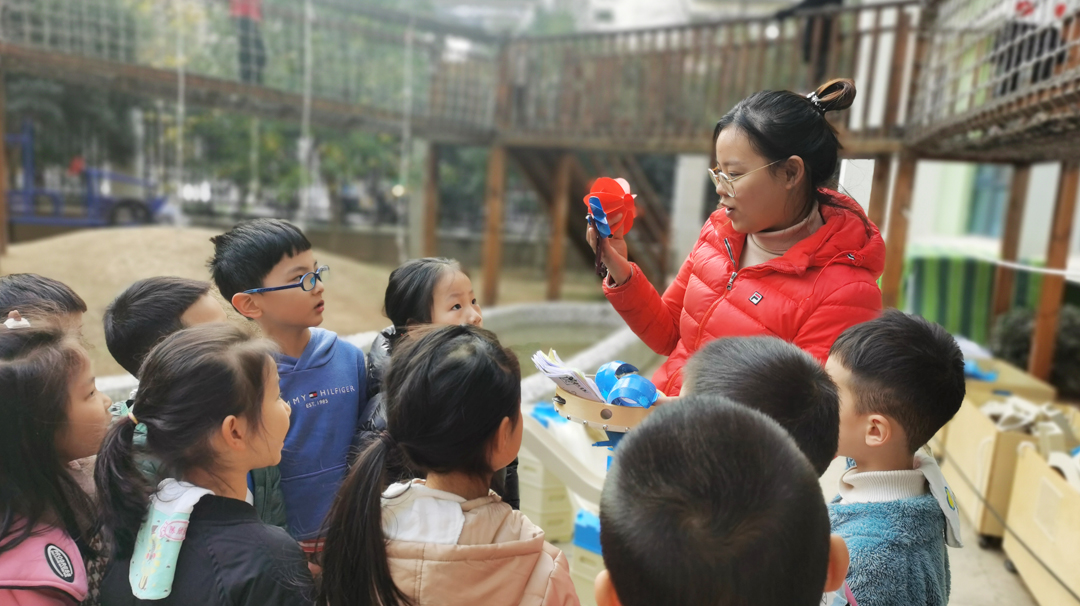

{"left": 276, "top": 328, "right": 370, "bottom": 541}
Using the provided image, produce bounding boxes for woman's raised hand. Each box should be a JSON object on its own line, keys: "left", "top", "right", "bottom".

{"left": 586, "top": 211, "right": 633, "bottom": 286}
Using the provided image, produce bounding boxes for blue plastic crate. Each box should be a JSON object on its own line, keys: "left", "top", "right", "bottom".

{"left": 531, "top": 401, "right": 568, "bottom": 428}
{"left": 573, "top": 510, "right": 602, "bottom": 555}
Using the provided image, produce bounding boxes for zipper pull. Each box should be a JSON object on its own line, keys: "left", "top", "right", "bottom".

{"left": 727, "top": 271, "right": 737, "bottom": 290}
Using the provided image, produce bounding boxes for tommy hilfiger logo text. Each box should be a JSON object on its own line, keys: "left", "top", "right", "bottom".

{"left": 291, "top": 384, "right": 358, "bottom": 408}
{"left": 749, "top": 292, "right": 764, "bottom": 305}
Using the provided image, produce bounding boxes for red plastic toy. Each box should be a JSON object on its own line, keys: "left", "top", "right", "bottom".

{"left": 582, "top": 177, "right": 636, "bottom": 236}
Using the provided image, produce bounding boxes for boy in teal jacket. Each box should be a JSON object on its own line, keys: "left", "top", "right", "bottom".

{"left": 826, "top": 310, "right": 966, "bottom": 606}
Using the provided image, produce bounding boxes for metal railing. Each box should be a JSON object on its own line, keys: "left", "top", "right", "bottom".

{"left": 0, "top": 0, "right": 922, "bottom": 154}
{"left": 500, "top": 1, "right": 921, "bottom": 154}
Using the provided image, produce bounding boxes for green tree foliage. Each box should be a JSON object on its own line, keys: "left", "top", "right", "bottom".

{"left": 3, "top": 74, "right": 143, "bottom": 169}
{"left": 991, "top": 305, "right": 1080, "bottom": 399}
{"left": 437, "top": 146, "right": 489, "bottom": 228}
{"left": 186, "top": 109, "right": 400, "bottom": 207}
{"left": 530, "top": 7, "right": 576, "bottom": 36}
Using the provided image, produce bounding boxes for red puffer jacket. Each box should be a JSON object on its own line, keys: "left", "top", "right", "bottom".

{"left": 605, "top": 189, "right": 886, "bottom": 396}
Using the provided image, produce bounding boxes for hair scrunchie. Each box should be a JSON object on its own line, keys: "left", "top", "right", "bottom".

{"left": 120, "top": 401, "right": 146, "bottom": 433}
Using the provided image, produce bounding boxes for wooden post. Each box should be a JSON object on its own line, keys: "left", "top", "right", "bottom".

{"left": 882, "top": 11, "right": 910, "bottom": 138}
{"left": 0, "top": 65, "right": 8, "bottom": 257}
{"left": 481, "top": 145, "right": 507, "bottom": 307}
{"left": 880, "top": 152, "right": 917, "bottom": 309}
{"left": 991, "top": 163, "right": 1030, "bottom": 320}
{"left": 1028, "top": 161, "right": 1079, "bottom": 381}
{"left": 422, "top": 143, "right": 440, "bottom": 257}
{"left": 867, "top": 153, "right": 892, "bottom": 230}
{"left": 546, "top": 154, "right": 572, "bottom": 301}
{"left": 493, "top": 43, "right": 513, "bottom": 132}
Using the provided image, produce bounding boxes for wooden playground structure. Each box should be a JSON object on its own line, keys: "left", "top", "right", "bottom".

{"left": 0, "top": 0, "right": 1076, "bottom": 384}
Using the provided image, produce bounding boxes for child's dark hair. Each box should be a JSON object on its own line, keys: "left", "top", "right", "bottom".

{"left": 0, "top": 273, "right": 87, "bottom": 317}
{"left": 684, "top": 336, "right": 839, "bottom": 475}
{"left": 318, "top": 324, "right": 521, "bottom": 606}
{"left": 829, "top": 309, "right": 966, "bottom": 452}
{"left": 601, "top": 395, "right": 831, "bottom": 606}
{"left": 207, "top": 218, "right": 312, "bottom": 306}
{"left": 104, "top": 277, "right": 214, "bottom": 376}
{"left": 714, "top": 78, "right": 869, "bottom": 228}
{"left": 384, "top": 257, "right": 461, "bottom": 334}
{"left": 95, "top": 323, "right": 277, "bottom": 557}
{"left": 0, "top": 324, "right": 97, "bottom": 557}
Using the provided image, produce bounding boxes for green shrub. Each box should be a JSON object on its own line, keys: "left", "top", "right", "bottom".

{"left": 990, "top": 304, "right": 1080, "bottom": 399}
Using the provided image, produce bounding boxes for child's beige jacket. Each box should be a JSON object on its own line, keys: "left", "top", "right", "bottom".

{"left": 384, "top": 484, "right": 580, "bottom": 606}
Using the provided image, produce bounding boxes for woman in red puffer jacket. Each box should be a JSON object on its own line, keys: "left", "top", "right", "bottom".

{"left": 589, "top": 78, "right": 886, "bottom": 396}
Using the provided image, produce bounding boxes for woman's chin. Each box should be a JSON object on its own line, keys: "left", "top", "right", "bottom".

{"left": 728, "top": 217, "right": 751, "bottom": 233}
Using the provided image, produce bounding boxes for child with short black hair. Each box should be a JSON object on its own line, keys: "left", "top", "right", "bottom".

{"left": 826, "top": 309, "right": 966, "bottom": 606}
{"left": 104, "top": 277, "right": 227, "bottom": 376}
{"left": 96, "top": 324, "right": 314, "bottom": 604}
{"left": 683, "top": 335, "right": 840, "bottom": 475}
{"left": 318, "top": 325, "right": 576, "bottom": 606}
{"left": 0, "top": 273, "right": 87, "bottom": 327}
{"left": 208, "top": 218, "right": 370, "bottom": 553}
{"left": 595, "top": 395, "right": 850, "bottom": 606}
{"left": 0, "top": 323, "right": 113, "bottom": 605}
{"left": 103, "top": 276, "right": 287, "bottom": 531}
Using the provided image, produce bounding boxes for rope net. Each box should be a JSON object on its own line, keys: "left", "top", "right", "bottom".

{"left": 908, "top": 0, "right": 1080, "bottom": 161}
{"left": 0, "top": 0, "right": 500, "bottom": 137}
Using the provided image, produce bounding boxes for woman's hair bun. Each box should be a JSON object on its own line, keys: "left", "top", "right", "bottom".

{"left": 812, "top": 78, "right": 857, "bottom": 114}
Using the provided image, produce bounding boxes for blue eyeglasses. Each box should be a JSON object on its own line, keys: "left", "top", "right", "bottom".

{"left": 243, "top": 265, "right": 330, "bottom": 295}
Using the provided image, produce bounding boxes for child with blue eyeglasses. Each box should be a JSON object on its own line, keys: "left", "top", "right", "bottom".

{"left": 209, "top": 219, "right": 370, "bottom": 564}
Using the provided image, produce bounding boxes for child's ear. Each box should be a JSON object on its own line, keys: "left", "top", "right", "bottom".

{"left": 824, "top": 534, "right": 850, "bottom": 593}
{"left": 489, "top": 416, "right": 517, "bottom": 471}
{"left": 219, "top": 415, "right": 248, "bottom": 452}
{"left": 595, "top": 570, "right": 623, "bottom": 606}
{"left": 231, "top": 293, "right": 262, "bottom": 320}
{"left": 864, "top": 414, "right": 893, "bottom": 448}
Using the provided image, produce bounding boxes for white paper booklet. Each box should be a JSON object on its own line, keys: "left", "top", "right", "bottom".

{"left": 531, "top": 349, "right": 604, "bottom": 402}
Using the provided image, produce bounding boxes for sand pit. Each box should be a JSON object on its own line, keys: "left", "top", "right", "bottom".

{"left": 1, "top": 226, "right": 603, "bottom": 376}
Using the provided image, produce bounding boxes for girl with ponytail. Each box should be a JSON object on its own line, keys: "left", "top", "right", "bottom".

{"left": 0, "top": 322, "right": 112, "bottom": 606}
{"left": 320, "top": 324, "right": 578, "bottom": 606}
{"left": 95, "top": 323, "right": 313, "bottom": 605}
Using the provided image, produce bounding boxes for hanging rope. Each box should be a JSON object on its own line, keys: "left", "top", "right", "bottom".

{"left": 970, "top": 253, "right": 1080, "bottom": 284}
{"left": 175, "top": 0, "right": 186, "bottom": 197}
{"left": 298, "top": 0, "right": 314, "bottom": 227}
{"left": 395, "top": 15, "right": 415, "bottom": 264}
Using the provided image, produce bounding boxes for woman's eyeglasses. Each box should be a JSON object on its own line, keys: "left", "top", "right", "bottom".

{"left": 243, "top": 265, "right": 330, "bottom": 294}
{"left": 708, "top": 160, "right": 782, "bottom": 198}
